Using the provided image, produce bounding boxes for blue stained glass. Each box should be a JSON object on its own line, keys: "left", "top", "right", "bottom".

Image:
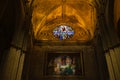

{"left": 53, "top": 25, "right": 74, "bottom": 40}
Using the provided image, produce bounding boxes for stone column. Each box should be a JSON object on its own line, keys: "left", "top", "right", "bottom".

{"left": 105, "top": 47, "right": 120, "bottom": 80}
{"left": 2, "top": 47, "right": 25, "bottom": 80}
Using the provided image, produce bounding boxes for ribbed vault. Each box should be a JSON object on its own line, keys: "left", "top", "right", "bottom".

{"left": 32, "top": 0, "right": 96, "bottom": 42}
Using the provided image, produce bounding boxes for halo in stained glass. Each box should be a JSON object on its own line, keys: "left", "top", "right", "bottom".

{"left": 53, "top": 25, "right": 74, "bottom": 40}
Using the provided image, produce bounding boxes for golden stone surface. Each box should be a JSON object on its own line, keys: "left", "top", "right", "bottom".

{"left": 32, "top": 0, "right": 96, "bottom": 42}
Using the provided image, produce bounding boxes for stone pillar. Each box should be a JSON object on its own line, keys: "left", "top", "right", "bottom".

{"left": 105, "top": 47, "right": 120, "bottom": 80}
{"left": 95, "top": 0, "right": 120, "bottom": 80}
{"left": 2, "top": 47, "right": 25, "bottom": 80}
{"left": 0, "top": 0, "right": 29, "bottom": 79}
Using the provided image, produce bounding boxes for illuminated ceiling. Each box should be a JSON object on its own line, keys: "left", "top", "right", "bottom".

{"left": 32, "top": 0, "right": 96, "bottom": 42}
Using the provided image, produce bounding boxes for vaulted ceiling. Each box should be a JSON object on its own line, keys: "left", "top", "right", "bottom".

{"left": 32, "top": 0, "right": 96, "bottom": 42}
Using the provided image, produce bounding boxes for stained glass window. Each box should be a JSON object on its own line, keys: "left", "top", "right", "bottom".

{"left": 46, "top": 53, "right": 83, "bottom": 76}
{"left": 52, "top": 56, "right": 75, "bottom": 75}
{"left": 53, "top": 25, "right": 74, "bottom": 40}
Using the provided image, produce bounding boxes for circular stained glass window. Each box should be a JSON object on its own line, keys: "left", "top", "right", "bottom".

{"left": 53, "top": 25, "right": 74, "bottom": 40}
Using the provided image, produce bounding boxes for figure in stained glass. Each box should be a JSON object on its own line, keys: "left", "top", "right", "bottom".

{"left": 53, "top": 25, "right": 74, "bottom": 40}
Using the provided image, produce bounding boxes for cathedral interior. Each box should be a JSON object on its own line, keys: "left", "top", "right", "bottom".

{"left": 0, "top": 0, "right": 120, "bottom": 80}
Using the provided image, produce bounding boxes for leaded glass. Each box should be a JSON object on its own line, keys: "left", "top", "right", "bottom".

{"left": 53, "top": 25, "right": 74, "bottom": 40}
